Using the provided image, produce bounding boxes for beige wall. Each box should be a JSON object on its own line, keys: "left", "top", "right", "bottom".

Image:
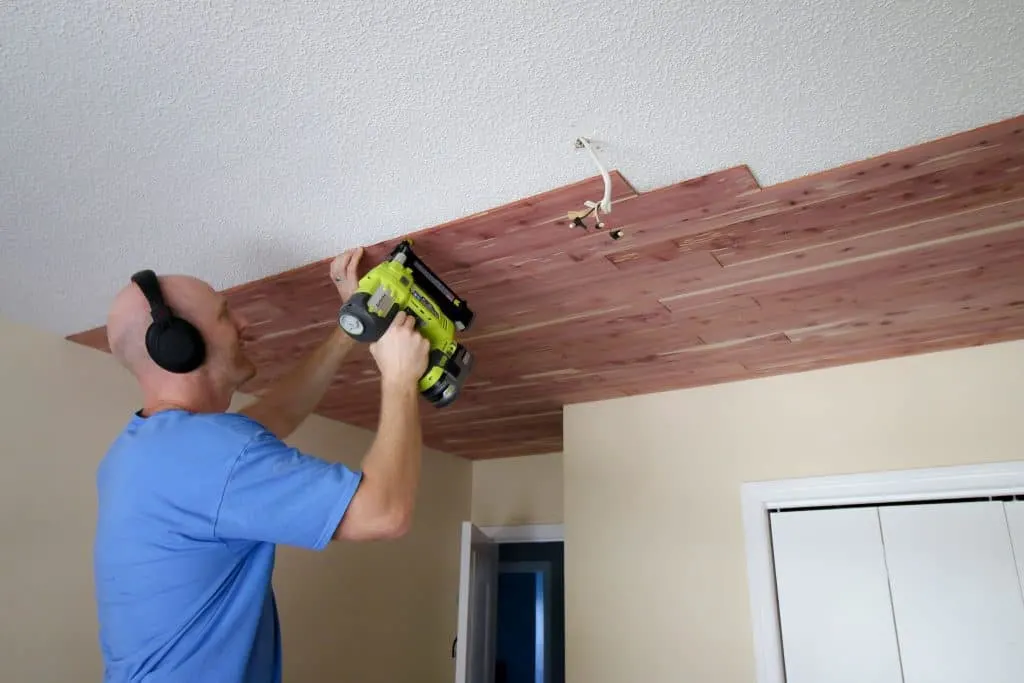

{"left": 471, "top": 452, "right": 564, "bottom": 526}
{"left": 0, "top": 316, "right": 471, "bottom": 683}
{"left": 563, "top": 340, "right": 1024, "bottom": 683}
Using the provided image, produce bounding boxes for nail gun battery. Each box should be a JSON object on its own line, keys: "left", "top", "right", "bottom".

{"left": 421, "top": 343, "right": 474, "bottom": 408}
{"left": 389, "top": 241, "right": 474, "bottom": 331}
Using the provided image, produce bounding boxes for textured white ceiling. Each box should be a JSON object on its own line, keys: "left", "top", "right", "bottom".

{"left": 2, "top": 1, "right": 1022, "bottom": 336}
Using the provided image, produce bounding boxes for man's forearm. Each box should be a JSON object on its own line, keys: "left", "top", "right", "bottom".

{"left": 240, "top": 326, "right": 356, "bottom": 438}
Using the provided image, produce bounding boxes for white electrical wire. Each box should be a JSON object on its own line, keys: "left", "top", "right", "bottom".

{"left": 576, "top": 137, "right": 612, "bottom": 214}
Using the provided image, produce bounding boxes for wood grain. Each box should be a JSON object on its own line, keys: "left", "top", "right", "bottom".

{"left": 67, "top": 115, "right": 1024, "bottom": 459}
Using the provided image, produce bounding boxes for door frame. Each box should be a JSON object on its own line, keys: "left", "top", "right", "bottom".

{"left": 479, "top": 523, "right": 564, "bottom": 543}
{"left": 454, "top": 522, "right": 500, "bottom": 683}
{"left": 740, "top": 461, "right": 1024, "bottom": 683}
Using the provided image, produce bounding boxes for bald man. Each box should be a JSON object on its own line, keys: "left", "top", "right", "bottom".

{"left": 93, "top": 248, "right": 430, "bottom": 683}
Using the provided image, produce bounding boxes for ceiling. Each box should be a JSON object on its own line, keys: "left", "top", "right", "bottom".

{"left": 69, "top": 115, "right": 1024, "bottom": 458}
{"left": 2, "top": 1, "right": 1024, "bottom": 337}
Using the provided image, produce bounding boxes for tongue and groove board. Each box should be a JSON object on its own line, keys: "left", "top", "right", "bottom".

{"left": 68, "top": 115, "right": 1024, "bottom": 459}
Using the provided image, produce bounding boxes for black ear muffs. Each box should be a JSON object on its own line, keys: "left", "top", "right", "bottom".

{"left": 130, "top": 269, "right": 206, "bottom": 373}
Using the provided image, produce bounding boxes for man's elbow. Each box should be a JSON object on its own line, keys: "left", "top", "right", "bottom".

{"left": 334, "top": 494, "right": 414, "bottom": 541}
{"left": 378, "top": 507, "right": 413, "bottom": 539}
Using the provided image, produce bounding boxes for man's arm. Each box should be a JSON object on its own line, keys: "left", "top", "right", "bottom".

{"left": 214, "top": 311, "right": 428, "bottom": 547}
{"left": 333, "top": 377, "right": 421, "bottom": 539}
{"left": 239, "top": 327, "right": 355, "bottom": 439}
{"left": 334, "top": 312, "right": 429, "bottom": 541}
{"left": 238, "top": 247, "right": 364, "bottom": 439}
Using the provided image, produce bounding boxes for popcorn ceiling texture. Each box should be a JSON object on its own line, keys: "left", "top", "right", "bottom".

{"left": 1, "top": 0, "right": 1022, "bottom": 335}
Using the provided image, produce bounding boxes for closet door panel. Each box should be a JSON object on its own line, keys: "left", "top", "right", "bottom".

{"left": 1006, "top": 500, "right": 1024, "bottom": 597}
{"left": 880, "top": 501, "right": 1024, "bottom": 683}
{"left": 770, "top": 507, "right": 903, "bottom": 683}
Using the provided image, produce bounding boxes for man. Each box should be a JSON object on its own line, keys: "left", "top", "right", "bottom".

{"left": 93, "top": 247, "right": 430, "bottom": 682}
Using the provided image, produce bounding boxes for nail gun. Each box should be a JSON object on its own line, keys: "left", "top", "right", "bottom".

{"left": 337, "top": 240, "right": 475, "bottom": 407}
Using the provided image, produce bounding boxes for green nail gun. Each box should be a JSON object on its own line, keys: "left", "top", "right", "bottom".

{"left": 337, "top": 240, "right": 475, "bottom": 407}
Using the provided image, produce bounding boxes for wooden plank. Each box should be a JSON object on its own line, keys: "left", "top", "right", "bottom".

{"left": 717, "top": 198, "right": 1024, "bottom": 285}
{"left": 710, "top": 155, "right": 1024, "bottom": 267}
{"left": 760, "top": 259, "right": 1024, "bottom": 320}
{"left": 652, "top": 226, "right": 1022, "bottom": 344}
{"left": 665, "top": 295, "right": 765, "bottom": 344}
{"left": 740, "top": 316, "right": 1024, "bottom": 375}
{"left": 463, "top": 302, "right": 705, "bottom": 382}
{"left": 606, "top": 243, "right": 724, "bottom": 274}
{"left": 460, "top": 251, "right": 724, "bottom": 340}
{"left": 442, "top": 436, "right": 565, "bottom": 460}
{"left": 425, "top": 399, "right": 562, "bottom": 430}
{"left": 657, "top": 216, "right": 1024, "bottom": 313}
{"left": 604, "top": 361, "right": 754, "bottom": 398}
{"left": 681, "top": 252, "right": 1024, "bottom": 347}
{"left": 428, "top": 409, "right": 563, "bottom": 442}
{"left": 458, "top": 373, "right": 628, "bottom": 406}
{"left": 66, "top": 326, "right": 110, "bottom": 352}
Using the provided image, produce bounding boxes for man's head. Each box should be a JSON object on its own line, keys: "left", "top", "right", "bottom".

{"left": 107, "top": 272, "right": 255, "bottom": 413}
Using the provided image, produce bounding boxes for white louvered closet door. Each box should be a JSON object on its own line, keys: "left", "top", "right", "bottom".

{"left": 769, "top": 507, "right": 904, "bottom": 683}
{"left": 879, "top": 501, "right": 1024, "bottom": 683}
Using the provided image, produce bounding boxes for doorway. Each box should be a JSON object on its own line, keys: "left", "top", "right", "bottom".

{"left": 494, "top": 541, "right": 564, "bottom": 683}
{"left": 453, "top": 523, "right": 565, "bottom": 683}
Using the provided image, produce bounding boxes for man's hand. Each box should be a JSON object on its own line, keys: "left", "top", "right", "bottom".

{"left": 369, "top": 311, "right": 430, "bottom": 390}
{"left": 331, "top": 247, "right": 364, "bottom": 304}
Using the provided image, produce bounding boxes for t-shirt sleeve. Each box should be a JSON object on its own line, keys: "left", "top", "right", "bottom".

{"left": 212, "top": 426, "right": 363, "bottom": 550}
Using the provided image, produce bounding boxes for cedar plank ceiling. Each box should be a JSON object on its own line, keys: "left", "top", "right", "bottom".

{"left": 69, "top": 115, "right": 1024, "bottom": 459}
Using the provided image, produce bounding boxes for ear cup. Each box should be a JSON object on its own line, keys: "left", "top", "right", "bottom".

{"left": 144, "top": 318, "right": 206, "bottom": 374}
{"left": 130, "top": 268, "right": 208, "bottom": 373}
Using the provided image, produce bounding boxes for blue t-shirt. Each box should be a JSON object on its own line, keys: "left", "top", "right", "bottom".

{"left": 93, "top": 409, "right": 363, "bottom": 683}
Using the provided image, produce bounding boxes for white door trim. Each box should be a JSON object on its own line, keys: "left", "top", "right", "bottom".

{"left": 741, "top": 461, "right": 1024, "bottom": 683}
{"left": 479, "top": 523, "right": 564, "bottom": 543}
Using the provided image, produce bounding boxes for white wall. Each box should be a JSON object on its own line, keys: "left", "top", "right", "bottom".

{"left": 0, "top": 316, "right": 471, "bottom": 683}
{"left": 563, "top": 339, "right": 1024, "bottom": 683}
